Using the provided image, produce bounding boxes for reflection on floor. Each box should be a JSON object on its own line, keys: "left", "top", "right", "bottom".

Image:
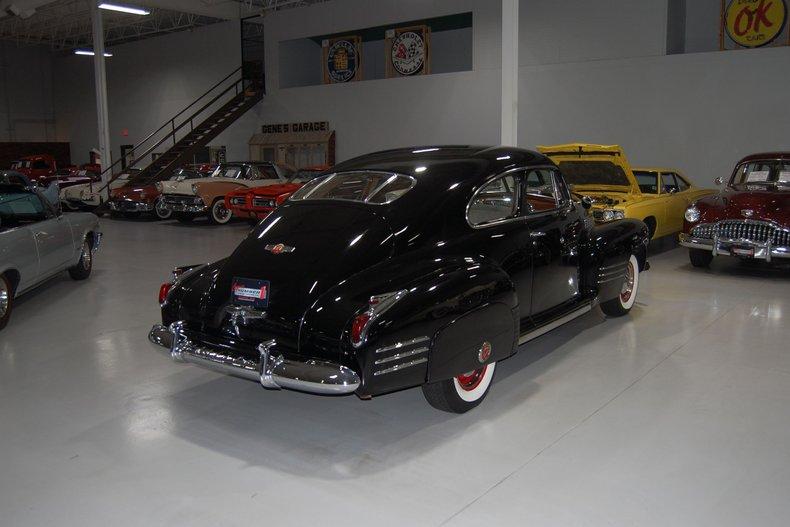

{"left": 1, "top": 219, "right": 789, "bottom": 526}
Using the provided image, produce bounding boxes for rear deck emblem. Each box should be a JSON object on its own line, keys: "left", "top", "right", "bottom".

{"left": 265, "top": 243, "right": 295, "bottom": 254}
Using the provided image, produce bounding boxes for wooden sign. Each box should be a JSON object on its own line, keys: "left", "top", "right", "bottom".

{"left": 386, "top": 25, "right": 431, "bottom": 78}
{"left": 322, "top": 35, "right": 362, "bottom": 84}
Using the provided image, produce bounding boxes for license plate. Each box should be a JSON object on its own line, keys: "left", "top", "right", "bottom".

{"left": 231, "top": 277, "right": 270, "bottom": 309}
{"left": 730, "top": 246, "right": 754, "bottom": 257}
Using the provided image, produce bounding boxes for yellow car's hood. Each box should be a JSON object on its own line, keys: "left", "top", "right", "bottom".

{"left": 538, "top": 143, "right": 641, "bottom": 195}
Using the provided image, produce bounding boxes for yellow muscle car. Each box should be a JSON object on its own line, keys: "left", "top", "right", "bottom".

{"left": 538, "top": 144, "right": 715, "bottom": 239}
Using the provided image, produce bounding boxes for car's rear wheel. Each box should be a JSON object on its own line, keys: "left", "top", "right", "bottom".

{"left": 600, "top": 253, "right": 639, "bottom": 317}
{"left": 422, "top": 362, "right": 497, "bottom": 413}
{"left": 0, "top": 274, "right": 13, "bottom": 331}
{"left": 154, "top": 197, "right": 172, "bottom": 220}
{"left": 68, "top": 238, "right": 93, "bottom": 280}
{"left": 209, "top": 198, "right": 232, "bottom": 225}
{"left": 689, "top": 249, "right": 713, "bottom": 268}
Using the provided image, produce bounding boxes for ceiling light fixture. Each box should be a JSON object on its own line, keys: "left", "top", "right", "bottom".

{"left": 75, "top": 50, "right": 113, "bottom": 57}
{"left": 98, "top": 3, "right": 151, "bottom": 15}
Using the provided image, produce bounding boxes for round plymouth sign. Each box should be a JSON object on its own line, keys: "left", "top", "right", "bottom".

{"left": 391, "top": 31, "right": 426, "bottom": 76}
{"left": 725, "top": 0, "right": 787, "bottom": 48}
{"left": 326, "top": 39, "right": 358, "bottom": 83}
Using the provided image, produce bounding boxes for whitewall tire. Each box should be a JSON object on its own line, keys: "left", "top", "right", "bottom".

{"left": 600, "top": 253, "right": 639, "bottom": 317}
{"left": 209, "top": 198, "right": 232, "bottom": 225}
{"left": 422, "top": 362, "right": 497, "bottom": 413}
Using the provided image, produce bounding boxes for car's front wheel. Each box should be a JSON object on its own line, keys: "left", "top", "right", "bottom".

{"left": 689, "top": 249, "right": 713, "bottom": 268}
{"left": 208, "top": 198, "right": 232, "bottom": 225}
{"left": 600, "top": 253, "right": 639, "bottom": 317}
{"left": 0, "top": 274, "right": 13, "bottom": 331}
{"left": 154, "top": 197, "right": 172, "bottom": 220}
{"left": 68, "top": 238, "right": 93, "bottom": 280}
{"left": 422, "top": 362, "right": 497, "bottom": 413}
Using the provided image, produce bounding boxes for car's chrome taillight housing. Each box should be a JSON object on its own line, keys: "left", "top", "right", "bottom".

{"left": 350, "top": 290, "right": 408, "bottom": 348}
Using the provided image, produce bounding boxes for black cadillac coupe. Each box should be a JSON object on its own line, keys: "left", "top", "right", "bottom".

{"left": 150, "top": 146, "right": 649, "bottom": 413}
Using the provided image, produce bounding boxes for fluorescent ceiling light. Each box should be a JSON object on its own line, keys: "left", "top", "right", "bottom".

{"left": 75, "top": 50, "right": 113, "bottom": 57}
{"left": 98, "top": 3, "right": 151, "bottom": 15}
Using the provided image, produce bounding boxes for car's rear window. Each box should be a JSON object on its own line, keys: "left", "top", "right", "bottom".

{"left": 558, "top": 161, "right": 631, "bottom": 186}
{"left": 290, "top": 172, "right": 416, "bottom": 204}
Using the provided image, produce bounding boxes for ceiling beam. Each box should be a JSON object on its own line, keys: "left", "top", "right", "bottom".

{"left": 135, "top": 0, "right": 248, "bottom": 20}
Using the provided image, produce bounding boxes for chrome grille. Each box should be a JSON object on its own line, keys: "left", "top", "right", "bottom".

{"left": 163, "top": 195, "right": 202, "bottom": 205}
{"left": 229, "top": 196, "right": 246, "bottom": 206}
{"left": 252, "top": 197, "right": 276, "bottom": 208}
{"left": 691, "top": 220, "right": 790, "bottom": 246}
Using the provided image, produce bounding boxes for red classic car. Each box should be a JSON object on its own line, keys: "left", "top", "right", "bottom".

{"left": 225, "top": 165, "right": 330, "bottom": 221}
{"left": 108, "top": 165, "right": 214, "bottom": 220}
{"left": 10, "top": 154, "right": 59, "bottom": 183}
{"left": 680, "top": 152, "right": 790, "bottom": 267}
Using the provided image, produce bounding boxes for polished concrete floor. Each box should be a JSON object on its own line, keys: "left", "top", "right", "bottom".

{"left": 1, "top": 218, "right": 789, "bottom": 526}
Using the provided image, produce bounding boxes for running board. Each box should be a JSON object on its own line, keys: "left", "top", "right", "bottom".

{"left": 518, "top": 302, "right": 593, "bottom": 345}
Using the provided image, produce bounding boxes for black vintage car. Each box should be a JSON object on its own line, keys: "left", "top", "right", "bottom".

{"left": 149, "top": 146, "right": 649, "bottom": 413}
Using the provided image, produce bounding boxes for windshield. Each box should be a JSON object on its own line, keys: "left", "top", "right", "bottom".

{"left": 731, "top": 160, "right": 790, "bottom": 187}
{"left": 211, "top": 165, "right": 245, "bottom": 179}
{"left": 558, "top": 161, "right": 631, "bottom": 187}
{"left": 633, "top": 170, "right": 658, "bottom": 194}
{"left": 290, "top": 171, "right": 416, "bottom": 204}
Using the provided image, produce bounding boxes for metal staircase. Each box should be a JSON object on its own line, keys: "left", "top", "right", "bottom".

{"left": 93, "top": 63, "right": 264, "bottom": 198}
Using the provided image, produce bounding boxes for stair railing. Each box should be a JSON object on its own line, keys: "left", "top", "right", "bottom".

{"left": 91, "top": 66, "right": 258, "bottom": 196}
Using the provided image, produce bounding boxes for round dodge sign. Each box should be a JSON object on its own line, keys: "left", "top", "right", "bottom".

{"left": 391, "top": 31, "right": 426, "bottom": 76}
{"left": 725, "top": 0, "right": 787, "bottom": 48}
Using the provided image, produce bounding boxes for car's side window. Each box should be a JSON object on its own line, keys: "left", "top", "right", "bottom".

{"left": 662, "top": 173, "right": 679, "bottom": 193}
{"left": 523, "top": 168, "right": 560, "bottom": 213}
{"left": 467, "top": 174, "right": 519, "bottom": 227}
{"left": 0, "top": 192, "right": 47, "bottom": 227}
{"left": 674, "top": 173, "right": 690, "bottom": 192}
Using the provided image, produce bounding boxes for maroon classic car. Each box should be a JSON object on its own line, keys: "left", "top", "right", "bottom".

{"left": 680, "top": 152, "right": 790, "bottom": 267}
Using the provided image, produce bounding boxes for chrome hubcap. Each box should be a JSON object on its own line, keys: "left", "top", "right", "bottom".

{"left": 0, "top": 279, "right": 8, "bottom": 318}
{"left": 620, "top": 260, "right": 635, "bottom": 304}
{"left": 156, "top": 199, "right": 171, "bottom": 218}
{"left": 214, "top": 202, "right": 231, "bottom": 222}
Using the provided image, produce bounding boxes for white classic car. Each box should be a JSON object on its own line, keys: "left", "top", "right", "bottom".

{"left": 0, "top": 184, "right": 101, "bottom": 331}
{"left": 60, "top": 168, "right": 141, "bottom": 210}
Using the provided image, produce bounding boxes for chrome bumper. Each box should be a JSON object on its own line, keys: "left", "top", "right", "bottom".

{"left": 161, "top": 197, "right": 206, "bottom": 213}
{"left": 109, "top": 200, "right": 154, "bottom": 212}
{"left": 679, "top": 233, "right": 790, "bottom": 262}
{"left": 148, "top": 323, "right": 361, "bottom": 395}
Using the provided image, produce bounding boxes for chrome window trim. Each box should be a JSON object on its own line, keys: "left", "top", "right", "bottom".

{"left": 466, "top": 165, "right": 564, "bottom": 230}
{"left": 289, "top": 170, "right": 417, "bottom": 205}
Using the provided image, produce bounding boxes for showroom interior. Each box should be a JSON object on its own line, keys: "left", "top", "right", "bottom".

{"left": 1, "top": 0, "right": 789, "bottom": 525}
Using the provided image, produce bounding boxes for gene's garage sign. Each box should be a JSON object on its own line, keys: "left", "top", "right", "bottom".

{"left": 725, "top": 0, "right": 787, "bottom": 48}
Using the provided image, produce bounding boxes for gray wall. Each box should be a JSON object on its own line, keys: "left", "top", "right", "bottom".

{"left": 0, "top": 43, "right": 56, "bottom": 142}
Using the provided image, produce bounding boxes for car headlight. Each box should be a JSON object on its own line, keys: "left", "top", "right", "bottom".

{"left": 684, "top": 205, "right": 700, "bottom": 223}
{"left": 600, "top": 209, "right": 625, "bottom": 222}
{"left": 191, "top": 183, "right": 199, "bottom": 194}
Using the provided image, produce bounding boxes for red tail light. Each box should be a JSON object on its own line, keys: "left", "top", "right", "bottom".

{"left": 349, "top": 290, "right": 407, "bottom": 348}
{"left": 158, "top": 282, "right": 172, "bottom": 305}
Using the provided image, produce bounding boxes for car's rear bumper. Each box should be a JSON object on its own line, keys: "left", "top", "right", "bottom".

{"left": 148, "top": 322, "right": 361, "bottom": 395}
{"left": 679, "top": 233, "right": 790, "bottom": 261}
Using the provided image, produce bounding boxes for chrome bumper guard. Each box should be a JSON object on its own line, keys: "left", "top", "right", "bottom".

{"left": 148, "top": 322, "right": 361, "bottom": 395}
{"left": 679, "top": 233, "right": 790, "bottom": 262}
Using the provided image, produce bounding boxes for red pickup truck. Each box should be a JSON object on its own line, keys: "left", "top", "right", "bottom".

{"left": 10, "top": 154, "right": 59, "bottom": 183}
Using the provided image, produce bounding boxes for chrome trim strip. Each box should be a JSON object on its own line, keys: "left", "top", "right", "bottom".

{"left": 597, "top": 274, "right": 626, "bottom": 284}
{"left": 373, "top": 357, "right": 428, "bottom": 376}
{"left": 375, "top": 336, "right": 430, "bottom": 354}
{"left": 374, "top": 346, "right": 429, "bottom": 365}
{"left": 599, "top": 261, "right": 628, "bottom": 271}
{"left": 148, "top": 323, "right": 360, "bottom": 394}
{"left": 518, "top": 302, "right": 593, "bottom": 345}
{"left": 679, "top": 233, "right": 790, "bottom": 260}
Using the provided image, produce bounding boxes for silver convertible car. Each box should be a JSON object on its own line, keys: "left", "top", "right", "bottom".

{"left": 0, "top": 184, "right": 101, "bottom": 331}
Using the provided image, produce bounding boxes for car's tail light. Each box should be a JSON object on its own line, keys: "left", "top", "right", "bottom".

{"left": 349, "top": 290, "right": 407, "bottom": 348}
{"left": 158, "top": 282, "right": 172, "bottom": 305}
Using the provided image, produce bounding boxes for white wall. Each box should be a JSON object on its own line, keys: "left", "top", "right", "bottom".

{"left": 518, "top": 46, "right": 790, "bottom": 186}
{"left": 0, "top": 42, "right": 56, "bottom": 142}
{"left": 54, "top": 21, "right": 243, "bottom": 164}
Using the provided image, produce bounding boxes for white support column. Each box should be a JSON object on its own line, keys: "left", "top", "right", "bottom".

{"left": 91, "top": 3, "right": 112, "bottom": 188}
{"left": 501, "top": 0, "right": 519, "bottom": 146}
